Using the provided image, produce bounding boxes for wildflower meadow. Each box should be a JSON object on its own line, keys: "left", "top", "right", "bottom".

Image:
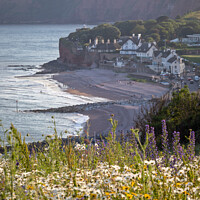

{"left": 0, "top": 117, "right": 200, "bottom": 199}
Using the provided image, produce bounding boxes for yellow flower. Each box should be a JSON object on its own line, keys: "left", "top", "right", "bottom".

{"left": 143, "top": 165, "right": 147, "bottom": 170}
{"left": 122, "top": 186, "right": 129, "bottom": 191}
{"left": 27, "top": 185, "right": 34, "bottom": 190}
{"left": 90, "top": 193, "right": 97, "bottom": 198}
{"left": 105, "top": 192, "right": 110, "bottom": 196}
{"left": 183, "top": 191, "right": 190, "bottom": 195}
{"left": 126, "top": 193, "right": 133, "bottom": 199}
{"left": 144, "top": 194, "right": 151, "bottom": 199}
{"left": 131, "top": 192, "right": 137, "bottom": 196}
{"left": 131, "top": 181, "right": 135, "bottom": 187}
{"left": 76, "top": 195, "right": 84, "bottom": 199}
{"left": 175, "top": 182, "right": 182, "bottom": 187}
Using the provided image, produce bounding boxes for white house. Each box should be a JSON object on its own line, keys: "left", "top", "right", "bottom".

{"left": 167, "top": 56, "right": 185, "bottom": 75}
{"left": 151, "top": 49, "right": 185, "bottom": 75}
{"left": 161, "top": 50, "right": 177, "bottom": 70}
{"left": 152, "top": 50, "right": 176, "bottom": 71}
{"left": 120, "top": 34, "right": 142, "bottom": 55}
{"left": 170, "top": 34, "right": 200, "bottom": 45}
{"left": 136, "top": 42, "right": 158, "bottom": 58}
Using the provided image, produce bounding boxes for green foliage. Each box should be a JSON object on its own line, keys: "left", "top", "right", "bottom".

{"left": 127, "top": 75, "right": 147, "bottom": 83}
{"left": 112, "top": 14, "right": 200, "bottom": 46}
{"left": 149, "top": 86, "right": 200, "bottom": 144}
{"left": 68, "top": 28, "right": 92, "bottom": 44}
{"left": 68, "top": 24, "right": 121, "bottom": 44}
{"left": 181, "top": 55, "right": 200, "bottom": 63}
{"left": 91, "top": 24, "right": 121, "bottom": 41}
{"left": 0, "top": 118, "right": 199, "bottom": 199}
{"left": 183, "top": 11, "right": 200, "bottom": 20}
{"left": 65, "top": 13, "right": 200, "bottom": 48}
{"left": 114, "top": 20, "right": 144, "bottom": 36}
{"left": 131, "top": 24, "right": 146, "bottom": 35}
{"left": 156, "top": 16, "right": 170, "bottom": 23}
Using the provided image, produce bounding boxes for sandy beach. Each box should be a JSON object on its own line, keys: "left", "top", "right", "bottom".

{"left": 53, "top": 68, "right": 169, "bottom": 136}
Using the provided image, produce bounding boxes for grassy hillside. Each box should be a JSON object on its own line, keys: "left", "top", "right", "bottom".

{"left": 183, "top": 11, "right": 200, "bottom": 20}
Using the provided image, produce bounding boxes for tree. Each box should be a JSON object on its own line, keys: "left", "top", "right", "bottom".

{"left": 144, "top": 19, "right": 157, "bottom": 29}
{"left": 150, "top": 33, "right": 160, "bottom": 42}
{"left": 150, "top": 86, "right": 200, "bottom": 144}
{"left": 68, "top": 24, "right": 121, "bottom": 44}
{"left": 91, "top": 24, "right": 121, "bottom": 41}
{"left": 156, "top": 16, "right": 169, "bottom": 23}
{"left": 131, "top": 24, "right": 146, "bottom": 35}
{"left": 114, "top": 20, "right": 144, "bottom": 36}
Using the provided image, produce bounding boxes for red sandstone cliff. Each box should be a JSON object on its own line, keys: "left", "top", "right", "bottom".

{"left": 59, "top": 39, "right": 99, "bottom": 67}
{"left": 0, "top": 0, "right": 200, "bottom": 24}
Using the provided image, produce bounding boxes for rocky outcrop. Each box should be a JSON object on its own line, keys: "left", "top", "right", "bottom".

{"left": 0, "top": 0, "right": 200, "bottom": 24}
{"left": 59, "top": 38, "right": 99, "bottom": 67}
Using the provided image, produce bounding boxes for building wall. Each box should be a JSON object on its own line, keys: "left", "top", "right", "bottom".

{"left": 122, "top": 39, "right": 138, "bottom": 50}
{"left": 170, "top": 61, "right": 185, "bottom": 75}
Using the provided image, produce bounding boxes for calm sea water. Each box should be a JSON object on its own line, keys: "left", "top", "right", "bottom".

{"left": 0, "top": 24, "right": 104, "bottom": 143}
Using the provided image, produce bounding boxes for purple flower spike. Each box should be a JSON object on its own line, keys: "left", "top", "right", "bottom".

{"left": 161, "top": 120, "right": 170, "bottom": 166}
{"left": 187, "top": 130, "right": 195, "bottom": 161}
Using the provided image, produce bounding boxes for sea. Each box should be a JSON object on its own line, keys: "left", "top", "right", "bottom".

{"left": 0, "top": 24, "right": 104, "bottom": 143}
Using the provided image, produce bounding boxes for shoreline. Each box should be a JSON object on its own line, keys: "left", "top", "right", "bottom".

{"left": 48, "top": 65, "right": 169, "bottom": 137}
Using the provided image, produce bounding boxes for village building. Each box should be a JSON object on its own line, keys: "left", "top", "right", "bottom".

{"left": 171, "top": 34, "right": 200, "bottom": 46}
{"left": 119, "top": 34, "right": 142, "bottom": 55}
{"left": 150, "top": 49, "right": 185, "bottom": 75}
{"left": 88, "top": 38, "right": 121, "bottom": 53}
{"left": 136, "top": 42, "right": 158, "bottom": 58}
{"left": 167, "top": 56, "right": 185, "bottom": 75}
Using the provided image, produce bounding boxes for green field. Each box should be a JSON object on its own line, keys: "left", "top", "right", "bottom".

{"left": 182, "top": 55, "right": 200, "bottom": 63}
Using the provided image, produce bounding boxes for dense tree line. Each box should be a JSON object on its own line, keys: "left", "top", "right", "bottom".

{"left": 67, "top": 15, "right": 200, "bottom": 47}
{"left": 68, "top": 24, "right": 121, "bottom": 44}
{"left": 114, "top": 16, "right": 200, "bottom": 45}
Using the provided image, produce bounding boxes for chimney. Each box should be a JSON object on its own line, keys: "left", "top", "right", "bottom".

{"left": 89, "top": 39, "right": 92, "bottom": 44}
{"left": 94, "top": 38, "right": 98, "bottom": 46}
{"left": 138, "top": 34, "right": 141, "bottom": 39}
{"left": 102, "top": 39, "right": 105, "bottom": 44}
{"left": 113, "top": 39, "right": 117, "bottom": 44}
{"left": 107, "top": 39, "right": 110, "bottom": 44}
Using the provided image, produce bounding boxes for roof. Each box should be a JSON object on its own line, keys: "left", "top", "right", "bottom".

{"left": 136, "top": 42, "right": 154, "bottom": 53}
{"left": 167, "top": 56, "right": 177, "bottom": 63}
{"left": 162, "top": 50, "right": 171, "bottom": 58}
{"left": 118, "top": 36, "right": 132, "bottom": 45}
{"left": 119, "top": 36, "right": 141, "bottom": 46}
{"left": 153, "top": 50, "right": 162, "bottom": 57}
{"left": 92, "top": 43, "right": 121, "bottom": 51}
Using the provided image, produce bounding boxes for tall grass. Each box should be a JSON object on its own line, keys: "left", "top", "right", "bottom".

{"left": 0, "top": 117, "right": 200, "bottom": 199}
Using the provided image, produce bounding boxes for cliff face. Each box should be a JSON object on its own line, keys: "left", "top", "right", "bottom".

{"left": 59, "top": 39, "right": 99, "bottom": 67}
{"left": 0, "top": 0, "right": 200, "bottom": 24}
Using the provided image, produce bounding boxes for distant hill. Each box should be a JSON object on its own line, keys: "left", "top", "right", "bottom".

{"left": 0, "top": 0, "right": 200, "bottom": 24}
